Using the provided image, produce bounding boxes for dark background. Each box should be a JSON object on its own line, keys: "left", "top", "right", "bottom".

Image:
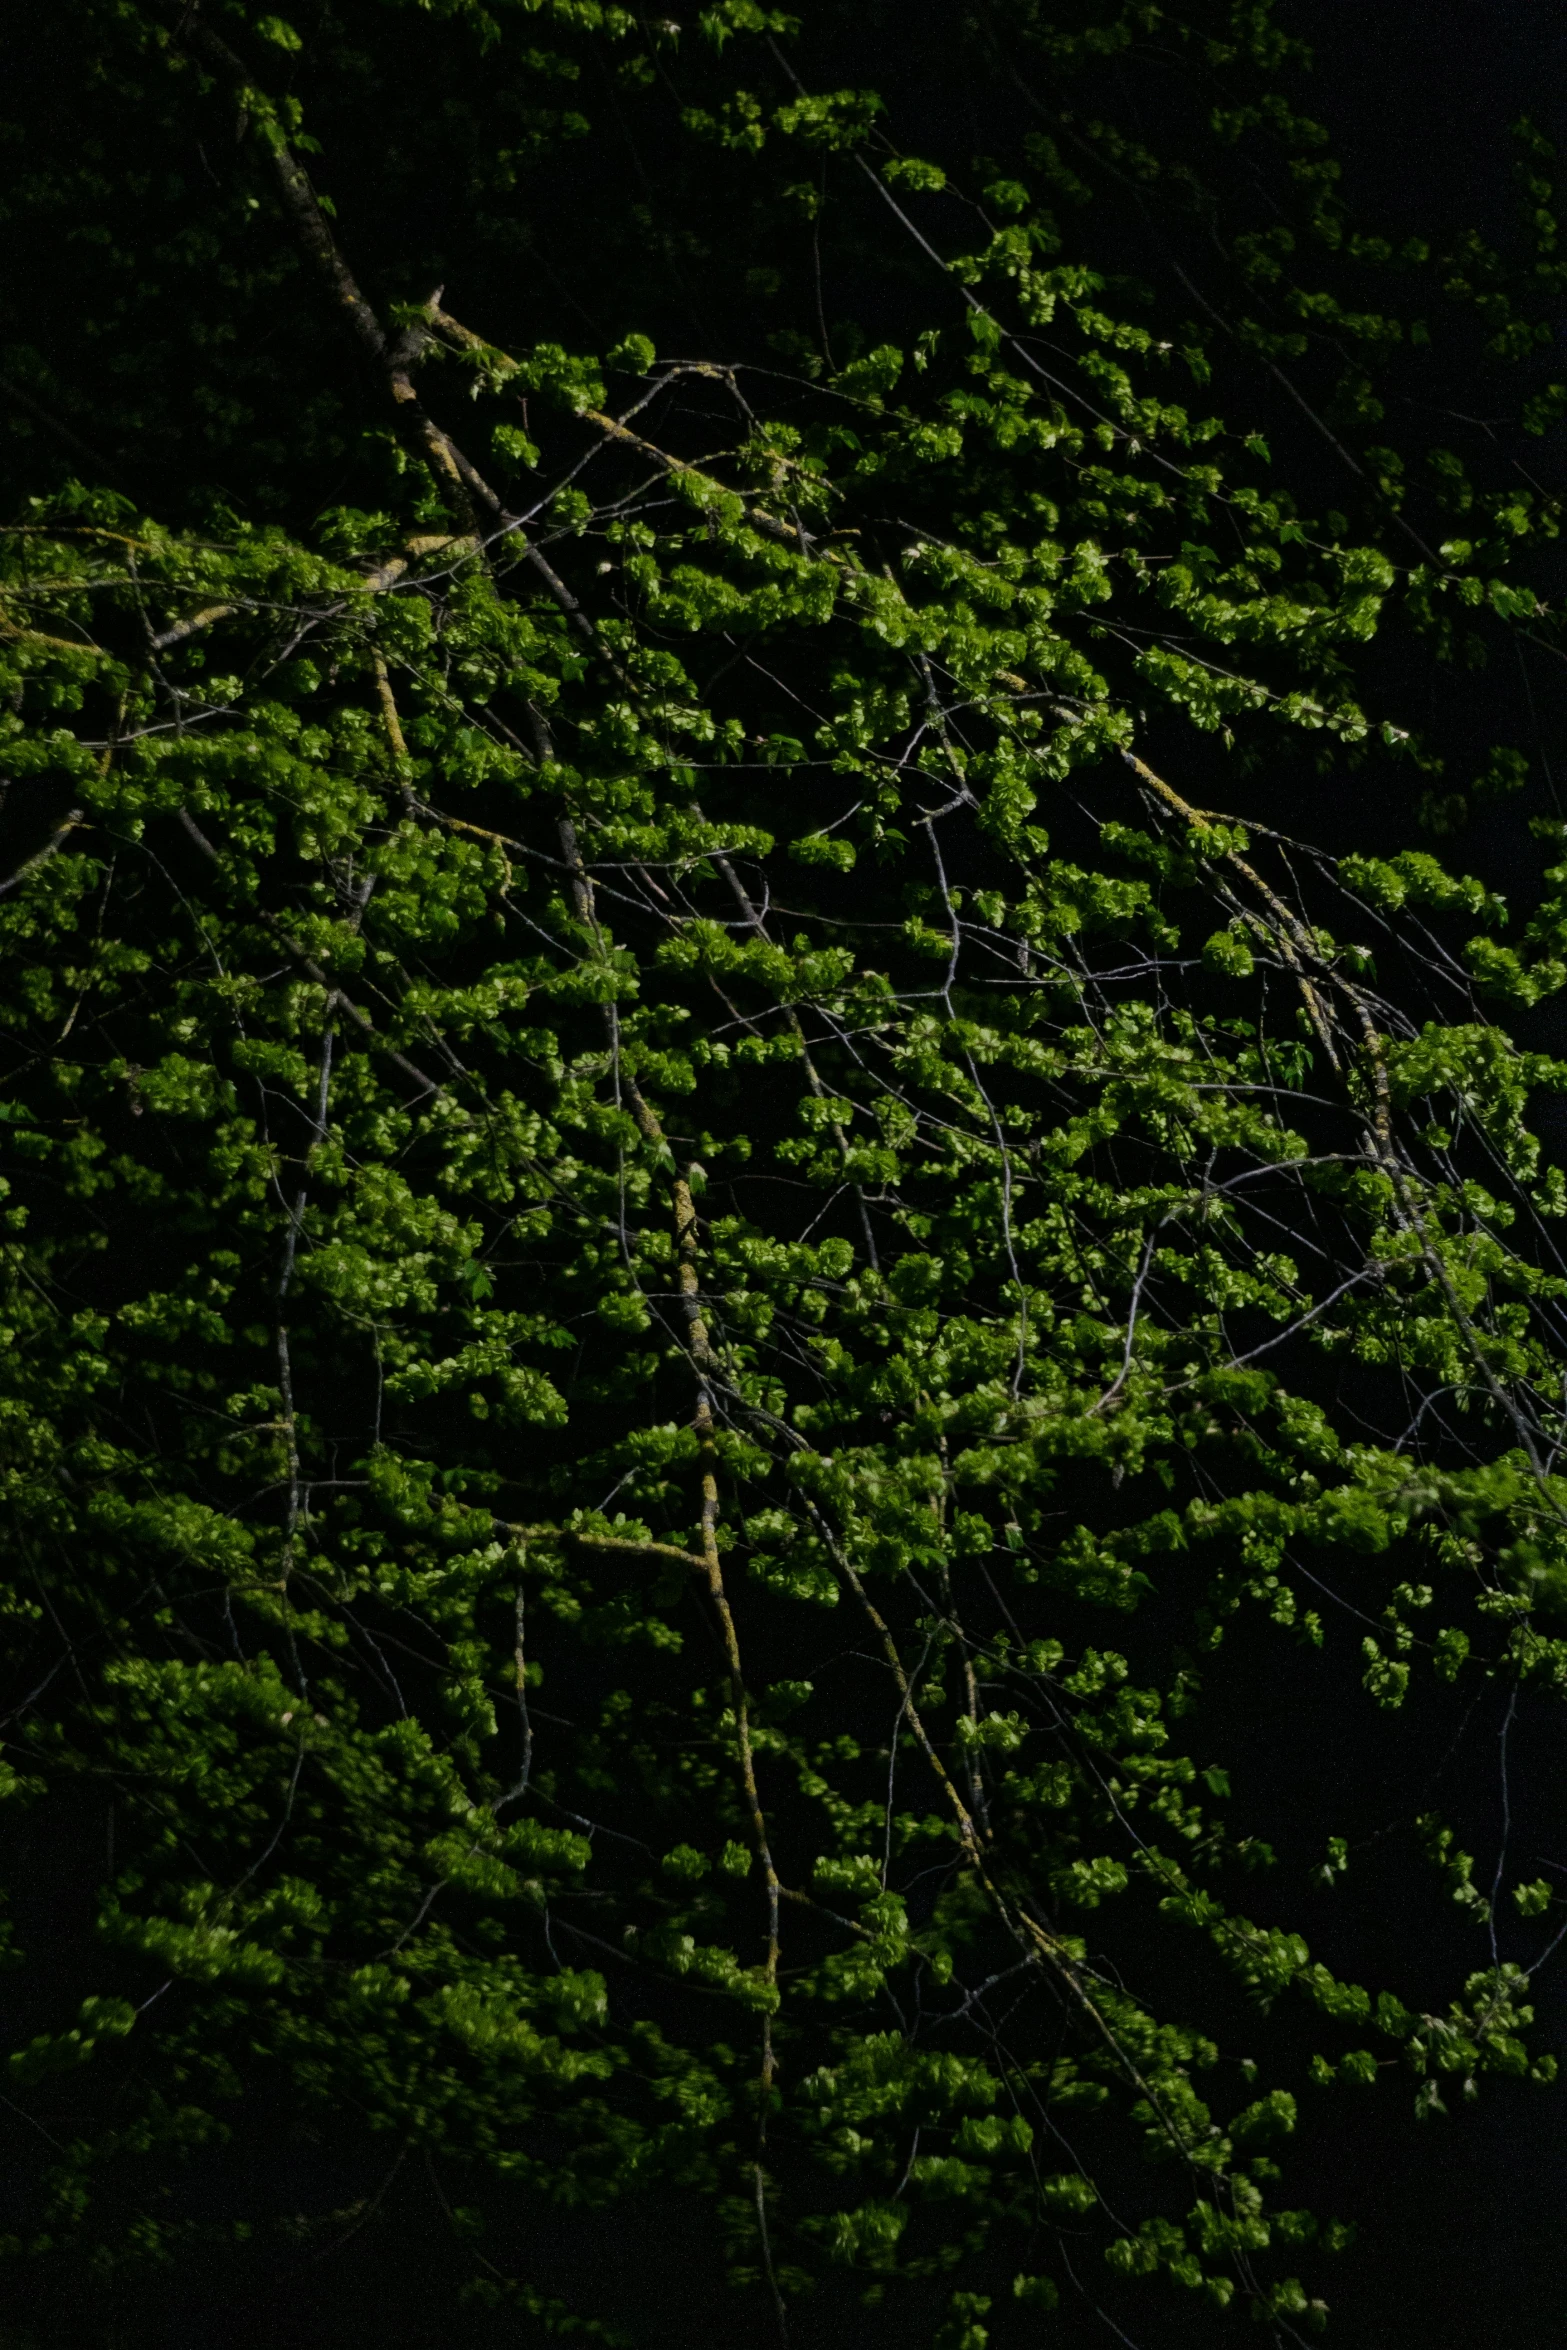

{"left": 5, "top": 3, "right": 1567, "bottom": 2344}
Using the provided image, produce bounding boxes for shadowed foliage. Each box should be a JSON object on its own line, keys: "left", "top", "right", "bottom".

{"left": 3, "top": 5, "right": 1567, "bottom": 2345}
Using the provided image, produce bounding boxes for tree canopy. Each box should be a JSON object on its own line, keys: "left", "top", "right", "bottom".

{"left": 3, "top": 5, "right": 1567, "bottom": 2345}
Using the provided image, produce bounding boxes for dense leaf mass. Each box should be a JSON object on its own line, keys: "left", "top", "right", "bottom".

{"left": 4, "top": 4, "right": 1567, "bottom": 2345}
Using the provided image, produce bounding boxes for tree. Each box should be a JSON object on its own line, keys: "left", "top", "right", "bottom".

{"left": 2, "top": 4, "right": 1566, "bottom": 2343}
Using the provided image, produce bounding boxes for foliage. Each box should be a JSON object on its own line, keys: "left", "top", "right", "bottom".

{"left": 2, "top": 3, "right": 1567, "bottom": 2343}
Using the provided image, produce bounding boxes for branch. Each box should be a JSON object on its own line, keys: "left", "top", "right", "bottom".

{"left": 493, "top": 1518, "right": 707, "bottom": 1571}
{"left": 174, "top": 806, "right": 444, "bottom": 1102}
{"left": 170, "top": 9, "right": 488, "bottom": 531}
{"left": 0, "top": 809, "right": 87, "bottom": 899}
{"left": 150, "top": 603, "right": 236, "bottom": 653}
